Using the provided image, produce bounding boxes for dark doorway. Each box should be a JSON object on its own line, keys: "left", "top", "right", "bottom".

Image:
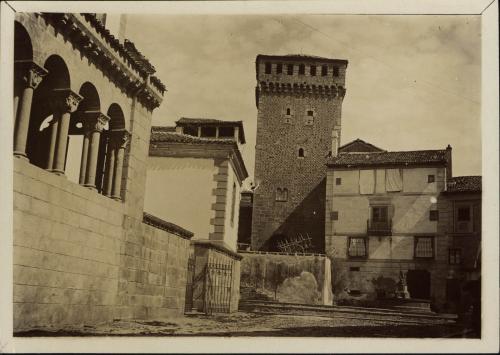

{"left": 407, "top": 269, "right": 431, "bottom": 299}
{"left": 446, "top": 278, "right": 461, "bottom": 303}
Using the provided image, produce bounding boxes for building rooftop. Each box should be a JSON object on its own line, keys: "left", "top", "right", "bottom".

{"left": 327, "top": 149, "right": 449, "bottom": 168}
{"left": 150, "top": 126, "right": 236, "bottom": 145}
{"left": 446, "top": 176, "right": 482, "bottom": 193}
{"left": 175, "top": 117, "right": 246, "bottom": 144}
{"left": 338, "top": 138, "right": 386, "bottom": 153}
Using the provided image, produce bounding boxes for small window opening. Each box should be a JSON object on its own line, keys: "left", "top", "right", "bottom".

{"left": 429, "top": 210, "right": 439, "bottom": 221}
{"left": 218, "top": 126, "right": 235, "bottom": 138}
{"left": 331, "top": 211, "right": 338, "bottom": 220}
{"left": 265, "top": 62, "right": 272, "bottom": 74}
{"left": 336, "top": 177, "right": 342, "bottom": 185}
{"left": 298, "top": 148, "right": 304, "bottom": 158}
{"left": 298, "top": 64, "right": 305, "bottom": 75}
{"left": 307, "top": 110, "right": 314, "bottom": 116}
{"left": 286, "top": 108, "right": 291, "bottom": 115}
{"left": 310, "top": 65, "right": 316, "bottom": 76}
{"left": 449, "top": 248, "right": 462, "bottom": 265}
{"left": 349, "top": 267, "right": 360, "bottom": 272}
{"left": 333, "top": 67, "right": 339, "bottom": 77}
{"left": 287, "top": 64, "right": 293, "bottom": 75}
{"left": 200, "top": 126, "right": 217, "bottom": 137}
{"left": 321, "top": 65, "right": 328, "bottom": 76}
{"left": 183, "top": 125, "right": 198, "bottom": 136}
{"left": 428, "top": 175, "right": 435, "bottom": 183}
{"left": 276, "top": 63, "right": 283, "bottom": 74}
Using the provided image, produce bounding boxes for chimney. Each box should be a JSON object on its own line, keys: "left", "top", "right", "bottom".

{"left": 445, "top": 144, "right": 452, "bottom": 181}
{"left": 331, "top": 130, "right": 339, "bottom": 157}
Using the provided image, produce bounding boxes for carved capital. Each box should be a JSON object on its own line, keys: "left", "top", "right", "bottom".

{"left": 15, "top": 60, "right": 48, "bottom": 89}
{"left": 52, "top": 89, "right": 83, "bottom": 113}
{"left": 82, "top": 111, "right": 110, "bottom": 132}
{"left": 110, "top": 130, "right": 130, "bottom": 149}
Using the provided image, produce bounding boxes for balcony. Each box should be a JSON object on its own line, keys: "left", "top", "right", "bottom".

{"left": 367, "top": 219, "right": 392, "bottom": 236}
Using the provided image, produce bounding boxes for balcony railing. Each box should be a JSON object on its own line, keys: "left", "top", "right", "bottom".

{"left": 367, "top": 219, "right": 392, "bottom": 236}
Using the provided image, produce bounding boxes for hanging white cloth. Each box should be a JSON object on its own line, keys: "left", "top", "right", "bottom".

{"left": 386, "top": 168, "right": 402, "bottom": 192}
{"left": 359, "top": 169, "right": 375, "bottom": 195}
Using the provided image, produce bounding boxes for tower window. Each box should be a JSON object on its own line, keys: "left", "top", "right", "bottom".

{"left": 286, "top": 108, "right": 291, "bottom": 115}
{"left": 321, "top": 65, "right": 328, "bottom": 76}
{"left": 265, "top": 62, "right": 272, "bottom": 74}
{"left": 305, "top": 110, "right": 314, "bottom": 125}
{"left": 307, "top": 110, "right": 314, "bottom": 116}
{"left": 298, "top": 64, "right": 305, "bottom": 75}
{"left": 276, "top": 187, "right": 288, "bottom": 202}
{"left": 333, "top": 67, "right": 339, "bottom": 77}
{"left": 276, "top": 63, "right": 283, "bottom": 74}
{"left": 298, "top": 148, "right": 304, "bottom": 158}
{"left": 310, "top": 65, "right": 316, "bottom": 76}
{"left": 287, "top": 64, "right": 293, "bottom": 75}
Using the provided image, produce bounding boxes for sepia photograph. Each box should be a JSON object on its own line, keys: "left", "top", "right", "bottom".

{"left": 0, "top": 0, "right": 498, "bottom": 353}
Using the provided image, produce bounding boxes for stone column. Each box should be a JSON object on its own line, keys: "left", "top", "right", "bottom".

{"left": 46, "top": 116, "right": 59, "bottom": 169}
{"left": 13, "top": 61, "right": 48, "bottom": 159}
{"left": 78, "top": 131, "right": 90, "bottom": 184}
{"left": 51, "top": 89, "right": 83, "bottom": 175}
{"left": 110, "top": 130, "right": 130, "bottom": 200}
{"left": 82, "top": 112, "right": 110, "bottom": 189}
{"left": 102, "top": 142, "right": 116, "bottom": 197}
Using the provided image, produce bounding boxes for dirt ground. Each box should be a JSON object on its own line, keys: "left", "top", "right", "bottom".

{"left": 15, "top": 311, "right": 472, "bottom": 338}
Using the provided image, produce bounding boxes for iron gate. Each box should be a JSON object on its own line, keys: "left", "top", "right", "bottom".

{"left": 184, "top": 256, "right": 234, "bottom": 314}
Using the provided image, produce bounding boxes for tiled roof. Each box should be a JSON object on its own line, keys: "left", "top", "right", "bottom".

{"left": 338, "top": 138, "right": 386, "bottom": 153}
{"left": 150, "top": 126, "right": 235, "bottom": 145}
{"left": 327, "top": 149, "right": 449, "bottom": 168}
{"left": 447, "top": 176, "right": 482, "bottom": 193}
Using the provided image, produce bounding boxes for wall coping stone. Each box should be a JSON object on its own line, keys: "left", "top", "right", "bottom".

{"left": 142, "top": 212, "right": 193, "bottom": 240}
{"left": 239, "top": 250, "right": 326, "bottom": 257}
{"left": 192, "top": 240, "right": 243, "bottom": 260}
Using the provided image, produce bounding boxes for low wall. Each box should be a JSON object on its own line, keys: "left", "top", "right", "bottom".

{"left": 239, "top": 251, "right": 333, "bottom": 306}
{"left": 13, "top": 158, "right": 192, "bottom": 331}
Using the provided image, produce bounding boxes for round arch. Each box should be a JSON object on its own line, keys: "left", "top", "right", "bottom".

{"left": 14, "top": 21, "right": 33, "bottom": 61}
{"left": 106, "top": 103, "right": 126, "bottom": 131}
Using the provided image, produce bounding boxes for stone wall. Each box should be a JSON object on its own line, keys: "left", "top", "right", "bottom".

{"left": 239, "top": 251, "right": 332, "bottom": 306}
{"left": 251, "top": 56, "right": 347, "bottom": 253}
{"left": 13, "top": 158, "right": 192, "bottom": 331}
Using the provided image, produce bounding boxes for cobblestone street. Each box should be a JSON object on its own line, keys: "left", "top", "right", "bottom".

{"left": 16, "top": 311, "right": 472, "bottom": 338}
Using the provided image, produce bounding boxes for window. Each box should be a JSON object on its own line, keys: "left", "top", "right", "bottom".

{"left": 200, "top": 126, "right": 216, "bottom": 137}
{"left": 218, "top": 126, "right": 234, "bottom": 138}
{"left": 372, "top": 206, "right": 388, "bottom": 222}
{"left": 429, "top": 210, "right": 439, "bottom": 221}
{"left": 305, "top": 110, "right": 314, "bottom": 125}
{"left": 287, "top": 64, "right": 293, "bottom": 75}
{"left": 336, "top": 177, "right": 342, "bottom": 185}
{"left": 265, "top": 62, "right": 272, "bottom": 74}
{"left": 298, "top": 148, "right": 304, "bottom": 158}
{"left": 298, "top": 64, "right": 305, "bottom": 75}
{"left": 449, "top": 248, "right": 462, "bottom": 265}
{"left": 286, "top": 108, "right": 291, "bottom": 115}
{"left": 331, "top": 211, "right": 338, "bottom": 220}
{"left": 183, "top": 125, "right": 198, "bottom": 136}
{"left": 349, "top": 266, "right": 360, "bottom": 272}
{"left": 276, "top": 63, "right": 283, "bottom": 74}
{"left": 276, "top": 187, "right": 288, "bottom": 202}
{"left": 455, "top": 204, "right": 474, "bottom": 233}
{"left": 310, "top": 65, "right": 316, "bottom": 76}
{"left": 333, "top": 66, "right": 339, "bottom": 77}
{"left": 428, "top": 175, "right": 435, "bottom": 183}
{"left": 230, "top": 183, "right": 236, "bottom": 226}
{"left": 414, "top": 237, "right": 434, "bottom": 258}
{"left": 458, "top": 206, "right": 471, "bottom": 221}
{"left": 348, "top": 237, "right": 367, "bottom": 258}
{"left": 321, "top": 65, "right": 328, "bottom": 76}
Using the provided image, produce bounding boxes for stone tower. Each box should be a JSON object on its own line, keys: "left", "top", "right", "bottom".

{"left": 251, "top": 54, "right": 348, "bottom": 252}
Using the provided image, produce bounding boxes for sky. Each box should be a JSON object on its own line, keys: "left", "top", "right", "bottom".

{"left": 125, "top": 14, "right": 481, "bottom": 178}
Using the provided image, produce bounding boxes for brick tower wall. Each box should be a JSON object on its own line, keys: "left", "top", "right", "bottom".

{"left": 251, "top": 56, "right": 348, "bottom": 252}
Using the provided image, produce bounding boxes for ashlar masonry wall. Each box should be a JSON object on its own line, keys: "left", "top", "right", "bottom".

{"left": 13, "top": 158, "right": 191, "bottom": 331}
